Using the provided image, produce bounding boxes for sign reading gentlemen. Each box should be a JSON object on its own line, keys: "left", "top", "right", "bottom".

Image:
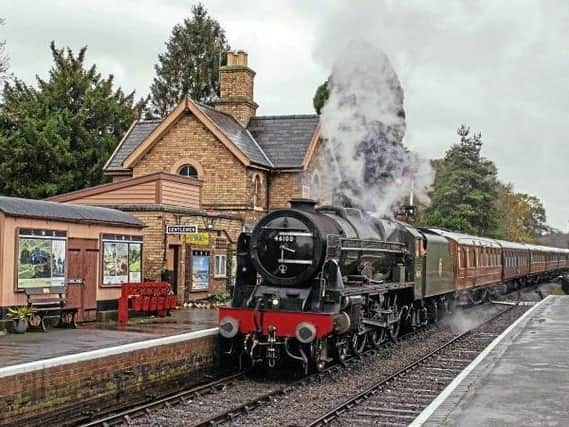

{"left": 166, "top": 224, "right": 198, "bottom": 234}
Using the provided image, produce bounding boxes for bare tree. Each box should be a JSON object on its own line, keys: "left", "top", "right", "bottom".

{"left": 0, "top": 18, "right": 9, "bottom": 83}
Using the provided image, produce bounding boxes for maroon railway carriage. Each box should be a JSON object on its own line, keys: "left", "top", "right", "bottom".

{"left": 496, "top": 240, "right": 530, "bottom": 284}
{"left": 428, "top": 229, "right": 502, "bottom": 291}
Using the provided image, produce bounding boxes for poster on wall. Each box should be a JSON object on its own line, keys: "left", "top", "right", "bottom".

{"left": 18, "top": 235, "right": 66, "bottom": 289}
{"left": 192, "top": 251, "right": 210, "bottom": 290}
{"left": 103, "top": 242, "right": 129, "bottom": 284}
{"left": 129, "top": 243, "right": 142, "bottom": 282}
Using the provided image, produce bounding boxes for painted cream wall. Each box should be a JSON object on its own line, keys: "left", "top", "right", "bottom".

{"left": 0, "top": 214, "right": 142, "bottom": 308}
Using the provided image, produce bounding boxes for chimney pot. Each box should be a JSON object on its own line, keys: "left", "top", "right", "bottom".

{"left": 237, "top": 50, "right": 248, "bottom": 66}
{"left": 226, "top": 51, "right": 239, "bottom": 66}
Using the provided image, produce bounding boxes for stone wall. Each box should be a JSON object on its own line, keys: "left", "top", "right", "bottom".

{"left": 0, "top": 332, "right": 218, "bottom": 426}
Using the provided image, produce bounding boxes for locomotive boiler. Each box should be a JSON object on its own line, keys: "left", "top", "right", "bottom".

{"left": 219, "top": 199, "right": 425, "bottom": 372}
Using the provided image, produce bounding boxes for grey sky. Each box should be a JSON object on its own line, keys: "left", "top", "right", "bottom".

{"left": 2, "top": 0, "right": 568, "bottom": 230}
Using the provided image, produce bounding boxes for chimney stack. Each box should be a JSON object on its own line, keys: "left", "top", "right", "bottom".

{"left": 215, "top": 50, "right": 258, "bottom": 126}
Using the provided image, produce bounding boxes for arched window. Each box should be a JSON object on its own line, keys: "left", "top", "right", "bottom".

{"left": 178, "top": 165, "right": 198, "bottom": 178}
{"left": 253, "top": 175, "right": 262, "bottom": 208}
{"left": 312, "top": 173, "right": 321, "bottom": 200}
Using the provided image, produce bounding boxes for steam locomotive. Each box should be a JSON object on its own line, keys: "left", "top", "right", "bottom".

{"left": 218, "top": 199, "right": 569, "bottom": 372}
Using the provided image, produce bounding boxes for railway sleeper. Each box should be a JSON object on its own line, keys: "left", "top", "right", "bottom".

{"left": 363, "top": 406, "right": 421, "bottom": 415}
{"left": 355, "top": 411, "right": 417, "bottom": 420}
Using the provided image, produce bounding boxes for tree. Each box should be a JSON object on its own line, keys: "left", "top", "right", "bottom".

{"left": 149, "top": 3, "right": 229, "bottom": 117}
{"left": 0, "top": 42, "right": 142, "bottom": 199}
{"left": 0, "top": 18, "right": 9, "bottom": 84}
{"left": 313, "top": 79, "right": 329, "bottom": 114}
{"left": 424, "top": 125, "right": 500, "bottom": 236}
{"left": 496, "top": 183, "right": 547, "bottom": 242}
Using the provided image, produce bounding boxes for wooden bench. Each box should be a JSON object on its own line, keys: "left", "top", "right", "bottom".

{"left": 24, "top": 287, "right": 78, "bottom": 332}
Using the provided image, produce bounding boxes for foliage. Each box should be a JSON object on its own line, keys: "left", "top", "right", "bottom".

{"left": 496, "top": 183, "right": 547, "bottom": 242}
{"left": 0, "top": 42, "right": 143, "bottom": 198}
{"left": 423, "top": 125, "right": 500, "bottom": 236}
{"left": 210, "top": 292, "right": 230, "bottom": 303}
{"left": 6, "top": 306, "right": 34, "bottom": 321}
{"left": 313, "top": 79, "right": 329, "bottom": 115}
{"left": 149, "top": 3, "right": 229, "bottom": 117}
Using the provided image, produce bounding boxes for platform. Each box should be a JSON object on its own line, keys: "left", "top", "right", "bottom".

{"left": 0, "top": 308, "right": 220, "bottom": 426}
{"left": 0, "top": 307, "right": 217, "bottom": 367}
{"left": 412, "top": 295, "right": 569, "bottom": 426}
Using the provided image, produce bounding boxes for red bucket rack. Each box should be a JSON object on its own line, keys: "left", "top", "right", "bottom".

{"left": 118, "top": 282, "right": 177, "bottom": 323}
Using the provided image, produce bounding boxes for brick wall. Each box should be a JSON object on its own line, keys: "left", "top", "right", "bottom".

{"left": 269, "top": 172, "right": 302, "bottom": 209}
{"left": 215, "top": 65, "right": 257, "bottom": 126}
{"left": 0, "top": 333, "right": 218, "bottom": 426}
{"left": 133, "top": 114, "right": 251, "bottom": 208}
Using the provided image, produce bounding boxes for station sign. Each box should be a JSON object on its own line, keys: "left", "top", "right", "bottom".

{"left": 166, "top": 224, "right": 198, "bottom": 235}
{"left": 186, "top": 232, "right": 210, "bottom": 246}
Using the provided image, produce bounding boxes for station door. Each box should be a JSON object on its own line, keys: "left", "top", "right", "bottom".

{"left": 67, "top": 238, "right": 99, "bottom": 322}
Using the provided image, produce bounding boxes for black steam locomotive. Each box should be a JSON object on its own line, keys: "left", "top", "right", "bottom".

{"left": 218, "top": 199, "right": 569, "bottom": 372}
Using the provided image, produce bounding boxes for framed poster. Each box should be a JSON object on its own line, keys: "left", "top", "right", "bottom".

{"left": 101, "top": 235, "right": 143, "bottom": 286}
{"left": 192, "top": 250, "right": 210, "bottom": 290}
{"left": 128, "top": 243, "right": 142, "bottom": 282}
{"left": 17, "top": 230, "right": 66, "bottom": 289}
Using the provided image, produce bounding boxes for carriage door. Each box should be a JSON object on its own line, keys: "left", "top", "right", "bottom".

{"left": 67, "top": 238, "right": 99, "bottom": 322}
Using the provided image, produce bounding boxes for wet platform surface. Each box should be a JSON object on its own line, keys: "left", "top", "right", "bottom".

{"left": 415, "top": 295, "right": 569, "bottom": 426}
{"left": 0, "top": 308, "right": 217, "bottom": 367}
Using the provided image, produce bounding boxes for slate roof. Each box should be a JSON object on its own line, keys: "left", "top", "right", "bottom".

{"left": 196, "top": 103, "right": 273, "bottom": 168}
{"left": 104, "top": 106, "right": 319, "bottom": 173}
{"left": 105, "top": 120, "right": 161, "bottom": 173}
{"left": 0, "top": 197, "right": 143, "bottom": 227}
{"left": 248, "top": 115, "right": 319, "bottom": 168}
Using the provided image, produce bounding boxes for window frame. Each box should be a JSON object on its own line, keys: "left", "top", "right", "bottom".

{"left": 214, "top": 253, "right": 227, "bottom": 278}
{"left": 178, "top": 164, "right": 199, "bottom": 178}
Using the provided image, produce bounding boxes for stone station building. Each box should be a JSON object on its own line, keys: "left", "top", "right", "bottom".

{"left": 51, "top": 50, "right": 327, "bottom": 304}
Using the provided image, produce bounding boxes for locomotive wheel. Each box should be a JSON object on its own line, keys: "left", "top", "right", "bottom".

{"left": 369, "top": 328, "right": 385, "bottom": 348}
{"left": 351, "top": 332, "right": 367, "bottom": 355}
{"left": 388, "top": 321, "right": 400, "bottom": 342}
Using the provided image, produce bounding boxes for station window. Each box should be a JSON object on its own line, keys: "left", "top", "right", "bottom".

{"left": 253, "top": 175, "right": 262, "bottom": 209}
{"left": 178, "top": 164, "right": 199, "bottom": 178}
{"left": 17, "top": 229, "right": 67, "bottom": 289}
{"left": 101, "top": 234, "right": 143, "bottom": 286}
{"left": 215, "top": 254, "right": 227, "bottom": 278}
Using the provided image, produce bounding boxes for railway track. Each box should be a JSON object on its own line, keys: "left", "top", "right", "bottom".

{"left": 79, "top": 372, "right": 245, "bottom": 427}
{"left": 79, "top": 324, "right": 433, "bottom": 427}
{"left": 80, "top": 303, "right": 524, "bottom": 427}
{"left": 307, "top": 306, "right": 517, "bottom": 426}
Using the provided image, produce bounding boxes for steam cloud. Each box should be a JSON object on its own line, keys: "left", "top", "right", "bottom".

{"left": 319, "top": 40, "right": 433, "bottom": 218}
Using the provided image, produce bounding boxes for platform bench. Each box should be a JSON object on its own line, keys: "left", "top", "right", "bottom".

{"left": 25, "top": 286, "right": 78, "bottom": 332}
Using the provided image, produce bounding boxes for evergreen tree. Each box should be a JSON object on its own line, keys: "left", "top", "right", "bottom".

{"left": 313, "top": 79, "right": 329, "bottom": 115}
{"left": 425, "top": 125, "right": 500, "bottom": 236}
{"left": 149, "top": 3, "right": 229, "bottom": 117}
{"left": 0, "top": 42, "right": 142, "bottom": 199}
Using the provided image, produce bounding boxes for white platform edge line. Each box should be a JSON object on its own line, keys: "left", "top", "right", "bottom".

{"left": 409, "top": 295, "right": 552, "bottom": 426}
{"left": 0, "top": 327, "right": 219, "bottom": 378}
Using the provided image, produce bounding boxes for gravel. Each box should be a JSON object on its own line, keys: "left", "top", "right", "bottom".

{"left": 125, "top": 301, "right": 529, "bottom": 427}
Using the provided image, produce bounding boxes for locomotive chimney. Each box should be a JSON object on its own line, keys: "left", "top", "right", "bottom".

{"left": 289, "top": 198, "right": 318, "bottom": 211}
{"left": 215, "top": 49, "right": 258, "bottom": 126}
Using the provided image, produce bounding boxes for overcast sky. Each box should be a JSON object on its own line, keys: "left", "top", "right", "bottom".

{"left": 2, "top": 0, "right": 568, "bottom": 230}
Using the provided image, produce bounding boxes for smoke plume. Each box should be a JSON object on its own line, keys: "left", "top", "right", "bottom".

{"left": 319, "top": 40, "right": 433, "bottom": 217}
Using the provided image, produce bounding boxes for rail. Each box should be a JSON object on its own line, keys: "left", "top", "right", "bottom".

{"left": 306, "top": 305, "right": 515, "bottom": 426}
